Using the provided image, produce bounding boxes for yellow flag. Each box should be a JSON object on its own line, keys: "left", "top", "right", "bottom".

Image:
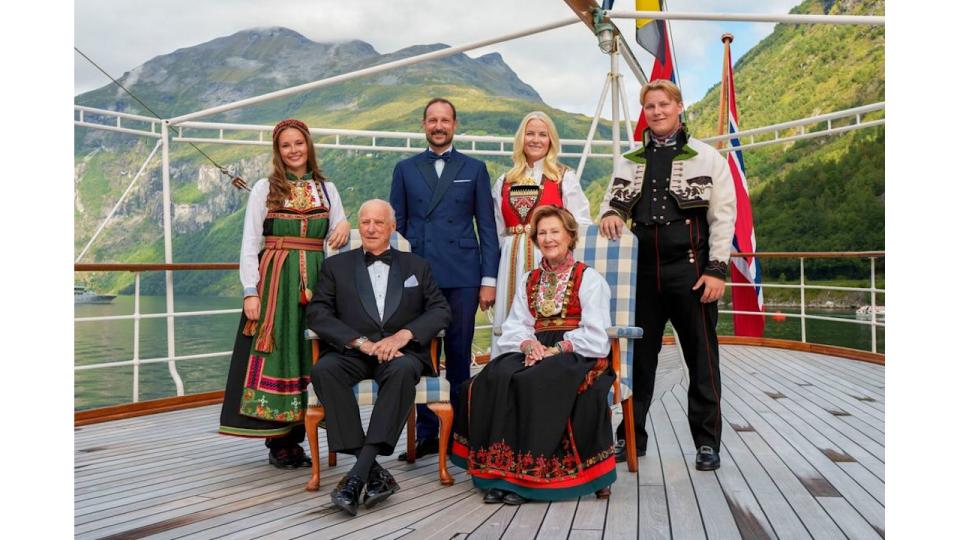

{"left": 635, "top": 0, "right": 662, "bottom": 30}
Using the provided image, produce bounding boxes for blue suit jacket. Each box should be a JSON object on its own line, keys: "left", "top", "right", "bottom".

{"left": 390, "top": 148, "right": 499, "bottom": 289}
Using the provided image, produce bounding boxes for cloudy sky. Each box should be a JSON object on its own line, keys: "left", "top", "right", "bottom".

{"left": 74, "top": 0, "right": 807, "bottom": 119}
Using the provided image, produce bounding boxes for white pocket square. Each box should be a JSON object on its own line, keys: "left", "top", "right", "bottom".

{"left": 403, "top": 275, "right": 419, "bottom": 287}
{"left": 453, "top": 178, "right": 473, "bottom": 183}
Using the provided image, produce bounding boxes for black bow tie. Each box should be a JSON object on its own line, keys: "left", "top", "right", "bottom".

{"left": 364, "top": 250, "right": 392, "bottom": 267}
{"left": 428, "top": 151, "right": 451, "bottom": 162}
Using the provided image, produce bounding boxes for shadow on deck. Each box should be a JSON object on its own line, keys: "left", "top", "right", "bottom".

{"left": 74, "top": 345, "right": 884, "bottom": 539}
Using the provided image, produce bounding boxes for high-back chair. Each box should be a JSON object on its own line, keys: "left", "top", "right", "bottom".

{"left": 303, "top": 230, "right": 453, "bottom": 492}
{"left": 573, "top": 224, "right": 643, "bottom": 472}
{"left": 491, "top": 224, "right": 644, "bottom": 472}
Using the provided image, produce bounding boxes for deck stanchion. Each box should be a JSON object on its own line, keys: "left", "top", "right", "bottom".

{"left": 160, "top": 123, "right": 185, "bottom": 396}
{"left": 133, "top": 272, "right": 141, "bottom": 403}
{"left": 610, "top": 48, "right": 621, "bottom": 158}
{"left": 870, "top": 257, "right": 877, "bottom": 353}
{"left": 800, "top": 257, "right": 807, "bottom": 343}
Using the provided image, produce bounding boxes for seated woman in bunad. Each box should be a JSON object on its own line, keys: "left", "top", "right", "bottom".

{"left": 219, "top": 118, "right": 350, "bottom": 468}
{"left": 490, "top": 111, "right": 592, "bottom": 358}
{"left": 452, "top": 205, "right": 616, "bottom": 504}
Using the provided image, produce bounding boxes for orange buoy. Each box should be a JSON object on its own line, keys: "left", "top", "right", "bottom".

{"left": 772, "top": 311, "right": 787, "bottom": 322}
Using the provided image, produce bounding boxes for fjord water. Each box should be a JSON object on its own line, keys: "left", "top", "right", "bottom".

{"left": 75, "top": 296, "right": 884, "bottom": 410}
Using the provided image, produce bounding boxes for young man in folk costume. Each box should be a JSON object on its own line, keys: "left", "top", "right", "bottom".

{"left": 389, "top": 98, "right": 500, "bottom": 459}
{"left": 598, "top": 80, "right": 736, "bottom": 471}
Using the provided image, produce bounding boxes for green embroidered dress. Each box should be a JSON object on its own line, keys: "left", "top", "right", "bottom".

{"left": 220, "top": 173, "right": 346, "bottom": 438}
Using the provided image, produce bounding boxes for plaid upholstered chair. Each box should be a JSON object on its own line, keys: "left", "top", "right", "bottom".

{"left": 303, "top": 230, "right": 453, "bottom": 491}
{"left": 492, "top": 224, "right": 644, "bottom": 472}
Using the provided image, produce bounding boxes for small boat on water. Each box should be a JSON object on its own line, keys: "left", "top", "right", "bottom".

{"left": 856, "top": 304, "right": 885, "bottom": 319}
{"left": 74, "top": 285, "right": 116, "bottom": 304}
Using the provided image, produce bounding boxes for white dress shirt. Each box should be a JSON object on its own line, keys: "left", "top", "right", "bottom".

{"left": 498, "top": 266, "right": 611, "bottom": 359}
{"left": 429, "top": 144, "right": 453, "bottom": 177}
{"left": 366, "top": 254, "right": 390, "bottom": 320}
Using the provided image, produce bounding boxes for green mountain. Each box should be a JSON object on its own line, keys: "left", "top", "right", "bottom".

{"left": 683, "top": 0, "right": 885, "bottom": 279}
{"left": 74, "top": 28, "right": 615, "bottom": 295}
{"left": 75, "top": 0, "right": 885, "bottom": 295}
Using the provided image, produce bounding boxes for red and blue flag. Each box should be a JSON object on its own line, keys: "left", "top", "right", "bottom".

{"left": 724, "top": 54, "right": 765, "bottom": 337}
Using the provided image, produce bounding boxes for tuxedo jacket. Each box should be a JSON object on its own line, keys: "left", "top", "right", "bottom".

{"left": 305, "top": 248, "right": 451, "bottom": 376}
{"left": 389, "top": 148, "right": 499, "bottom": 289}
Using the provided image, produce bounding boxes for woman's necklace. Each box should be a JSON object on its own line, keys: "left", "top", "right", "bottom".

{"left": 289, "top": 180, "right": 313, "bottom": 211}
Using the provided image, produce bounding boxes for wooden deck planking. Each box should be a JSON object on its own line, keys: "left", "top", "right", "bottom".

{"left": 715, "top": 418, "right": 803, "bottom": 539}
{"left": 758, "top": 349, "right": 885, "bottom": 421}
{"left": 605, "top": 464, "right": 642, "bottom": 540}
{"left": 802, "top": 352, "right": 886, "bottom": 389}
{"left": 499, "top": 501, "right": 549, "bottom": 539}
{"left": 141, "top": 461, "right": 442, "bottom": 540}
{"left": 729, "top": 352, "right": 886, "bottom": 478}
{"left": 648, "top": 398, "right": 707, "bottom": 539}
{"left": 468, "top": 504, "right": 519, "bottom": 539}
{"left": 661, "top": 388, "right": 742, "bottom": 539}
{"left": 406, "top": 492, "right": 501, "bottom": 540}
{"left": 719, "top": 369, "right": 884, "bottom": 534}
{"left": 74, "top": 345, "right": 884, "bottom": 539}
{"left": 533, "top": 499, "right": 577, "bottom": 540}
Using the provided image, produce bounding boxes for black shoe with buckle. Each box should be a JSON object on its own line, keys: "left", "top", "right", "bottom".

{"left": 364, "top": 462, "right": 400, "bottom": 508}
{"left": 397, "top": 437, "right": 439, "bottom": 461}
{"left": 613, "top": 439, "right": 647, "bottom": 463}
{"left": 695, "top": 446, "right": 720, "bottom": 471}
{"left": 483, "top": 488, "right": 506, "bottom": 504}
{"left": 330, "top": 474, "right": 365, "bottom": 516}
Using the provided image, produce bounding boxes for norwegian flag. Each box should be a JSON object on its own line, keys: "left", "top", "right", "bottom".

{"left": 724, "top": 53, "right": 765, "bottom": 336}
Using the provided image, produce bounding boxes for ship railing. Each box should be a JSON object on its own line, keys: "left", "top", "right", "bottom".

{"left": 75, "top": 250, "right": 883, "bottom": 405}
{"left": 74, "top": 102, "right": 885, "bottom": 160}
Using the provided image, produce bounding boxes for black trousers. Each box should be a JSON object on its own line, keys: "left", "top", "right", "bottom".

{"left": 621, "top": 216, "right": 723, "bottom": 451}
{"left": 416, "top": 286, "right": 478, "bottom": 440}
{"left": 311, "top": 352, "right": 425, "bottom": 455}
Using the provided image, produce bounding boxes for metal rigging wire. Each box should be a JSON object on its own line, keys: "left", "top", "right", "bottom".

{"left": 74, "top": 47, "right": 250, "bottom": 190}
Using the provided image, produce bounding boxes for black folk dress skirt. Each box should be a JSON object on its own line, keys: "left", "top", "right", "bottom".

{"left": 451, "top": 330, "right": 616, "bottom": 500}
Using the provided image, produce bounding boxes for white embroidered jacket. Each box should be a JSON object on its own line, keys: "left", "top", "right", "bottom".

{"left": 598, "top": 135, "right": 737, "bottom": 264}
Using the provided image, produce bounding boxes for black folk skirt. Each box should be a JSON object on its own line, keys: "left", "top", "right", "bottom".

{"left": 451, "top": 330, "right": 616, "bottom": 500}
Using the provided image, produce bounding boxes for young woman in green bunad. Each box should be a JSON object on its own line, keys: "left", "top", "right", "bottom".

{"left": 219, "top": 118, "right": 350, "bottom": 468}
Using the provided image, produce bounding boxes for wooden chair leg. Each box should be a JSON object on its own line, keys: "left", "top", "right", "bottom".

{"left": 406, "top": 408, "right": 417, "bottom": 463}
{"left": 329, "top": 451, "right": 337, "bottom": 467}
{"left": 622, "top": 397, "right": 638, "bottom": 473}
{"left": 304, "top": 406, "right": 325, "bottom": 491}
{"left": 428, "top": 402, "right": 455, "bottom": 486}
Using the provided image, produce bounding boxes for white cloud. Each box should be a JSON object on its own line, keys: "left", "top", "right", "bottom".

{"left": 75, "top": 0, "right": 815, "bottom": 117}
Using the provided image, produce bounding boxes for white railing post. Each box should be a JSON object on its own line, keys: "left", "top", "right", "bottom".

{"left": 576, "top": 76, "right": 611, "bottom": 182}
{"left": 610, "top": 49, "right": 622, "bottom": 159}
{"left": 160, "top": 123, "right": 185, "bottom": 396}
{"left": 132, "top": 272, "right": 141, "bottom": 403}
{"left": 800, "top": 257, "right": 807, "bottom": 343}
{"left": 870, "top": 257, "right": 877, "bottom": 353}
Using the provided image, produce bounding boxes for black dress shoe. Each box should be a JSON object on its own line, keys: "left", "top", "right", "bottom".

{"left": 483, "top": 488, "right": 505, "bottom": 504}
{"left": 695, "top": 446, "right": 721, "bottom": 471}
{"left": 397, "top": 437, "right": 439, "bottom": 461}
{"left": 613, "top": 439, "right": 647, "bottom": 463}
{"left": 364, "top": 462, "right": 400, "bottom": 508}
{"left": 268, "top": 446, "right": 313, "bottom": 469}
{"left": 330, "top": 474, "right": 365, "bottom": 516}
{"left": 502, "top": 491, "right": 528, "bottom": 505}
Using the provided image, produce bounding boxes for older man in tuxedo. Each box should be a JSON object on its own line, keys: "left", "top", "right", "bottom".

{"left": 306, "top": 199, "right": 451, "bottom": 516}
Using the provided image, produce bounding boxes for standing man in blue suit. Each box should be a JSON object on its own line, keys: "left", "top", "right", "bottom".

{"left": 390, "top": 98, "right": 499, "bottom": 459}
